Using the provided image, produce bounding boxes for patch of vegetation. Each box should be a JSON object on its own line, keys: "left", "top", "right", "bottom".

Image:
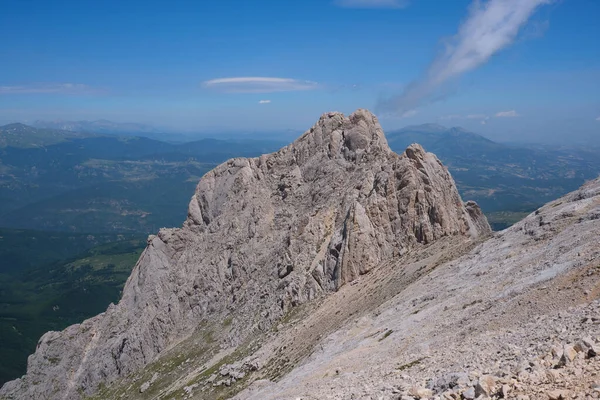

{"left": 85, "top": 322, "right": 262, "bottom": 400}
{"left": 462, "top": 299, "right": 483, "bottom": 309}
{"left": 379, "top": 329, "right": 393, "bottom": 341}
{"left": 0, "top": 237, "right": 145, "bottom": 386}
{"left": 0, "top": 227, "right": 137, "bottom": 274}
{"left": 174, "top": 335, "right": 259, "bottom": 400}
{"left": 396, "top": 357, "right": 426, "bottom": 371}
{"left": 486, "top": 211, "right": 532, "bottom": 231}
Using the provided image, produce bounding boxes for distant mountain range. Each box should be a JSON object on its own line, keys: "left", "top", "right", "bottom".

{"left": 387, "top": 123, "right": 502, "bottom": 155}
{"left": 1, "top": 122, "right": 600, "bottom": 231}
{"left": 386, "top": 124, "right": 600, "bottom": 228}
{"left": 0, "top": 123, "right": 285, "bottom": 233}
{"left": 32, "top": 119, "right": 201, "bottom": 143}
{"left": 0, "top": 123, "right": 98, "bottom": 148}
{"left": 32, "top": 119, "right": 305, "bottom": 143}
{"left": 33, "top": 119, "right": 168, "bottom": 138}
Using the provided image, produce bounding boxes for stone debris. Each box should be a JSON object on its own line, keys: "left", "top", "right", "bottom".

{"left": 371, "top": 305, "right": 600, "bottom": 400}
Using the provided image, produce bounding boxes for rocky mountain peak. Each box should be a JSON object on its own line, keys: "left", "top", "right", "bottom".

{"left": 0, "top": 109, "right": 490, "bottom": 400}
{"left": 280, "top": 109, "right": 390, "bottom": 166}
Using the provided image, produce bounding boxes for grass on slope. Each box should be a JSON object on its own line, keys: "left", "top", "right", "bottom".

{"left": 486, "top": 211, "right": 533, "bottom": 231}
{"left": 0, "top": 228, "right": 138, "bottom": 274}
{"left": 0, "top": 238, "right": 145, "bottom": 386}
{"left": 0, "top": 177, "right": 202, "bottom": 233}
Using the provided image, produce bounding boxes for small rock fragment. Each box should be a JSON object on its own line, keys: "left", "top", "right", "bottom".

{"left": 547, "top": 389, "right": 570, "bottom": 400}
{"left": 474, "top": 375, "right": 495, "bottom": 397}
{"left": 462, "top": 386, "right": 475, "bottom": 400}
{"left": 408, "top": 387, "right": 434, "bottom": 399}
{"left": 139, "top": 381, "right": 150, "bottom": 393}
{"left": 500, "top": 384, "right": 510, "bottom": 398}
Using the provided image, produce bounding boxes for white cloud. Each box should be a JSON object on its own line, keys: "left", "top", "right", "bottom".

{"left": 377, "top": 0, "right": 552, "bottom": 114}
{"left": 401, "top": 109, "right": 417, "bottom": 118}
{"left": 334, "top": 0, "right": 409, "bottom": 8}
{"left": 202, "top": 77, "right": 319, "bottom": 93}
{"left": 258, "top": 100, "right": 271, "bottom": 104}
{"left": 440, "top": 114, "right": 462, "bottom": 120}
{"left": 0, "top": 83, "right": 98, "bottom": 95}
{"left": 442, "top": 113, "right": 490, "bottom": 122}
{"left": 495, "top": 110, "right": 519, "bottom": 117}
{"left": 596, "top": 116, "right": 600, "bottom": 121}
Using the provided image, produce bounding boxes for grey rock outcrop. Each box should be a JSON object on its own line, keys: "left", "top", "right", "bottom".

{"left": 0, "top": 109, "right": 489, "bottom": 399}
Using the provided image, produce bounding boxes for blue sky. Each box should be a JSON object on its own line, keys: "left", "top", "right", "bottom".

{"left": 0, "top": 0, "right": 598, "bottom": 143}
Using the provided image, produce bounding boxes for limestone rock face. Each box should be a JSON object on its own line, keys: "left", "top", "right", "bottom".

{"left": 0, "top": 109, "right": 489, "bottom": 399}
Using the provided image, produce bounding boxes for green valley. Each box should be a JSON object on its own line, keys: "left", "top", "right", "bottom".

{"left": 0, "top": 235, "right": 145, "bottom": 384}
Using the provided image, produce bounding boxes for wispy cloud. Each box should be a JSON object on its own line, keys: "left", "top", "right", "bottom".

{"left": 467, "top": 114, "right": 488, "bottom": 120}
{"left": 442, "top": 113, "right": 489, "bottom": 120}
{"left": 468, "top": 114, "right": 491, "bottom": 124}
{"left": 442, "top": 113, "right": 491, "bottom": 124}
{"left": 202, "top": 77, "right": 319, "bottom": 93}
{"left": 258, "top": 100, "right": 271, "bottom": 104}
{"left": 495, "top": 110, "right": 519, "bottom": 117}
{"left": 334, "top": 0, "right": 409, "bottom": 8}
{"left": 440, "top": 114, "right": 462, "bottom": 120}
{"left": 400, "top": 109, "right": 417, "bottom": 118}
{"left": 0, "top": 83, "right": 100, "bottom": 95}
{"left": 596, "top": 116, "right": 600, "bottom": 121}
{"left": 377, "top": 0, "right": 552, "bottom": 115}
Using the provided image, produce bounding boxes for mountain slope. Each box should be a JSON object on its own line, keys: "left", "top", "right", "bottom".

{"left": 0, "top": 109, "right": 490, "bottom": 399}
{"left": 235, "top": 176, "right": 600, "bottom": 399}
{"left": 67, "top": 178, "right": 599, "bottom": 400}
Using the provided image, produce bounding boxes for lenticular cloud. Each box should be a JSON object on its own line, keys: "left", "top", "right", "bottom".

{"left": 202, "top": 77, "right": 318, "bottom": 93}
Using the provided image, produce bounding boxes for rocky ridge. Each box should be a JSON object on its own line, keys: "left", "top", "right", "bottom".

{"left": 0, "top": 109, "right": 490, "bottom": 399}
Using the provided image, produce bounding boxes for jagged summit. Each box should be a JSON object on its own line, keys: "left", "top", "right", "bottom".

{"left": 291, "top": 109, "right": 390, "bottom": 162}
{"left": 0, "top": 109, "right": 490, "bottom": 400}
